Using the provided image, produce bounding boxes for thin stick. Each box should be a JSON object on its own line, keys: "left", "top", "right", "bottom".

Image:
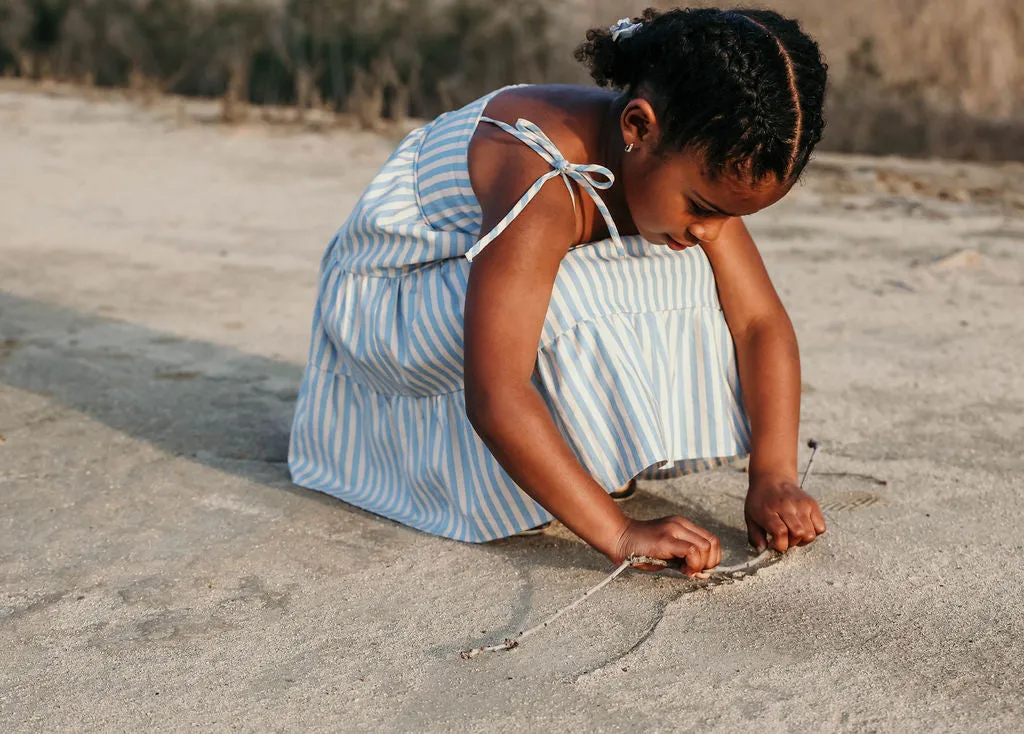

{"left": 801, "top": 439, "right": 819, "bottom": 490}
{"left": 626, "top": 549, "right": 773, "bottom": 575}
{"left": 459, "top": 441, "right": 819, "bottom": 659}
{"left": 460, "top": 559, "right": 633, "bottom": 659}
{"left": 458, "top": 550, "right": 775, "bottom": 659}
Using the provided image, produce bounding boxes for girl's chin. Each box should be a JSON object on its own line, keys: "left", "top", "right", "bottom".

{"left": 637, "top": 228, "right": 692, "bottom": 250}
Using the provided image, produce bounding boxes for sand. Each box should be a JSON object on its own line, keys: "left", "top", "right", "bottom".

{"left": 1, "top": 83, "right": 1023, "bottom": 732}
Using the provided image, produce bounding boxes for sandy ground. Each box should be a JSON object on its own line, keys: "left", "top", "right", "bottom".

{"left": 1, "top": 83, "right": 1023, "bottom": 732}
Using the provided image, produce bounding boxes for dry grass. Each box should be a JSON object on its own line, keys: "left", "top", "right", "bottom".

{"left": 2, "top": 0, "right": 1022, "bottom": 161}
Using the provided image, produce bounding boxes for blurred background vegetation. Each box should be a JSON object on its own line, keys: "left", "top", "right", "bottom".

{"left": 1, "top": 0, "right": 1021, "bottom": 161}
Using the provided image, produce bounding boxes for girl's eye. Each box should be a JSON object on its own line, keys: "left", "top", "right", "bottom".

{"left": 688, "top": 200, "right": 713, "bottom": 217}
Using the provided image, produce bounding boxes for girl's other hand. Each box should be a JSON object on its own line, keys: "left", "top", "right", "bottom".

{"left": 745, "top": 478, "right": 826, "bottom": 552}
{"left": 610, "top": 517, "right": 721, "bottom": 577}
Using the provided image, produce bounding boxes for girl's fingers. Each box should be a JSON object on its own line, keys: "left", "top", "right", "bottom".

{"left": 666, "top": 531, "right": 711, "bottom": 574}
{"left": 784, "top": 508, "right": 814, "bottom": 546}
{"left": 632, "top": 560, "right": 669, "bottom": 573}
{"left": 811, "top": 504, "right": 827, "bottom": 534}
{"left": 671, "top": 516, "right": 716, "bottom": 544}
{"left": 764, "top": 512, "right": 790, "bottom": 552}
{"left": 802, "top": 507, "right": 821, "bottom": 545}
{"left": 680, "top": 542, "right": 708, "bottom": 576}
{"left": 670, "top": 517, "right": 720, "bottom": 568}
{"left": 746, "top": 521, "right": 768, "bottom": 553}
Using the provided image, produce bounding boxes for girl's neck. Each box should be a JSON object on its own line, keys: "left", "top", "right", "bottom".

{"left": 595, "top": 91, "right": 638, "bottom": 237}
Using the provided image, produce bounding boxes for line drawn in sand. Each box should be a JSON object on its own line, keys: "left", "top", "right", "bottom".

{"left": 819, "top": 490, "right": 886, "bottom": 513}
{"left": 459, "top": 441, "right": 823, "bottom": 660}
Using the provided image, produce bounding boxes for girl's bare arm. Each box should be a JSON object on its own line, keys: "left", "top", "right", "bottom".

{"left": 463, "top": 132, "right": 719, "bottom": 572}
{"left": 702, "top": 217, "right": 826, "bottom": 551}
{"left": 463, "top": 136, "right": 628, "bottom": 557}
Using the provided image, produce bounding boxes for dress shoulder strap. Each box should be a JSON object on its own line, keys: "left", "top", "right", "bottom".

{"left": 464, "top": 116, "right": 624, "bottom": 262}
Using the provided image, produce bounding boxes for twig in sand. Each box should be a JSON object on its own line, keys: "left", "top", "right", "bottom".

{"left": 459, "top": 440, "right": 820, "bottom": 660}
{"left": 801, "top": 439, "right": 819, "bottom": 489}
{"left": 460, "top": 558, "right": 634, "bottom": 659}
{"left": 459, "top": 550, "right": 775, "bottom": 659}
{"left": 625, "top": 550, "right": 774, "bottom": 575}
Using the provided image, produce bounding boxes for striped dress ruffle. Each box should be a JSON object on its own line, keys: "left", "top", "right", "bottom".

{"left": 288, "top": 83, "right": 751, "bottom": 542}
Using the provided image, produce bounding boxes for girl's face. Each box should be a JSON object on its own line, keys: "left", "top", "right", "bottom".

{"left": 618, "top": 98, "right": 792, "bottom": 249}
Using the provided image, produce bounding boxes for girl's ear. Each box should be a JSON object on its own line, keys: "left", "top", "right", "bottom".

{"left": 621, "top": 98, "right": 659, "bottom": 146}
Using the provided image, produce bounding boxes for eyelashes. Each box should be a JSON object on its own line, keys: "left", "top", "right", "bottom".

{"left": 687, "top": 199, "right": 715, "bottom": 218}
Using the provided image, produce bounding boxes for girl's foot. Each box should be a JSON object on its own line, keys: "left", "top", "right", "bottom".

{"left": 610, "top": 478, "right": 637, "bottom": 502}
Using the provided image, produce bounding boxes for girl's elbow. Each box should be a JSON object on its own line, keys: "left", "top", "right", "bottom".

{"left": 464, "top": 381, "right": 529, "bottom": 434}
{"left": 741, "top": 316, "right": 799, "bottom": 359}
{"left": 464, "top": 382, "right": 502, "bottom": 433}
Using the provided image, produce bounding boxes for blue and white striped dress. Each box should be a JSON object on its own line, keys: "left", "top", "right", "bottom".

{"left": 289, "top": 83, "right": 751, "bottom": 542}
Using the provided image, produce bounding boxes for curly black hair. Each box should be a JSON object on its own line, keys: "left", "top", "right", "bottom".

{"left": 574, "top": 7, "right": 828, "bottom": 185}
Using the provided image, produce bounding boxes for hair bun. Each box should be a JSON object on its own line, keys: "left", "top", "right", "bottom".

{"left": 575, "top": 7, "right": 828, "bottom": 185}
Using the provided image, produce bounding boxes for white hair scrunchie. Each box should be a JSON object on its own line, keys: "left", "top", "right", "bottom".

{"left": 609, "top": 17, "right": 643, "bottom": 42}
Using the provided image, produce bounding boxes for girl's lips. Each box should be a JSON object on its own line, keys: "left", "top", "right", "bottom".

{"left": 666, "top": 235, "right": 691, "bottom": 250}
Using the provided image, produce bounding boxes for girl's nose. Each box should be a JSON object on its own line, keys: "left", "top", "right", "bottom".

{"left": 688, "top": 217, "right": 728, "bottom": 244}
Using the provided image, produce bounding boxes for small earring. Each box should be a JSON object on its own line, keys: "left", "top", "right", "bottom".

{"left": 624, "top": 142, "right": 634, "bottom": 152}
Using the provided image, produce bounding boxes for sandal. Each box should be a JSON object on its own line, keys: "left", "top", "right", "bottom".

{"left": 610, "top": 479, "right": 637, "bottom": 502}
{"left": 512, "top": 520, "right": 553, "bottom": 537}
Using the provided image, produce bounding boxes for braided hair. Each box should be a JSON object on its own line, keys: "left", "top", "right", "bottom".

{"left": 574, "top": 7, "right": 828, "bottom": 185}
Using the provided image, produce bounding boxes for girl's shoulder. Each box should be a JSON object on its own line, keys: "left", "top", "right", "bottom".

{"left": 472, "top": 84, "right": 606, "bottom": 164}
{"left": 467, "top": 84, "right": 610, "bottom": 246}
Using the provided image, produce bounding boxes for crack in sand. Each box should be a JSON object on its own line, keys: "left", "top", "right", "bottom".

{"left": 571, "top": 554, "right": 785, "bottom": 682}
{"left": 568, "top": 588, "right": 694, "bottom": 683}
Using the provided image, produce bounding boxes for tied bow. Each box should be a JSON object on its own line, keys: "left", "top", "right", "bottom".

{"left": 465, "top": 114, "right": 642, "bottom": 261}
{"left": 504, "top": 117, "right": 623, "bottom": 247}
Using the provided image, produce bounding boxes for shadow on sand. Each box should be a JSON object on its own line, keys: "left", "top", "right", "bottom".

{"left": 0, "top": 290, "right": 754, "bottom": 589}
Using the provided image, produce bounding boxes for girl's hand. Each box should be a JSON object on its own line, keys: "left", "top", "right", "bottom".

{"left": 610, "top": 517, "right": 721, "bottom": 577}
{"left": 745, "top": 477, "right": 826, "bottom": 552}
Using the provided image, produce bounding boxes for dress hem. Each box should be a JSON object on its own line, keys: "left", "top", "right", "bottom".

{"left": 289, "top": 447, "right": 751, "bottom": 544}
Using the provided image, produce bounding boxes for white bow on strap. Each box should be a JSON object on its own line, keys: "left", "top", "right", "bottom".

{"left": 465, "top": 116, "right": 625, "bottom": 261}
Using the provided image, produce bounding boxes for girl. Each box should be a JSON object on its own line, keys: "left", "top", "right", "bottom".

{"left": 289, "top": 7, "right": 829, "bottom": 576}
